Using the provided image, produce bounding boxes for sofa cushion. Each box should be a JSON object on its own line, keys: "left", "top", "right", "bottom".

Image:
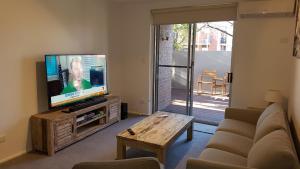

{"left": 199, "top": 148, "right": 247, "bottom": 167}
{"left": 217, "top": 119, "right": 256, "bottom": 139}
{"left": 256, "top": 103, "right": 283, "bottom": 128}
{"left": 254, "top": 111, "right": 287, "bottom": 142}
{"left": 248, "top": 130, "right": 297, "bottom": 169}
{"left": 206, "top": 131, "right": 253, "bottom": 157}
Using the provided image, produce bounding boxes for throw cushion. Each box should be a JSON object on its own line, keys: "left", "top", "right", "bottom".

{"left": 248, "top": 130, "right": 297, "bottom": 169}
{"left": 199, "top": 148, "right": 247, "bottom": 167}
{"left": 254, "top": 111, "right": 287, "bottom": 142}
{"left": 256, "top": 103, "right": 283, "bottom": 128}
{"left": 217, "top": 119, "right": 256, "bottom": 139}
{"left": 206, "top": 131, "right": 253, "bottom": 157}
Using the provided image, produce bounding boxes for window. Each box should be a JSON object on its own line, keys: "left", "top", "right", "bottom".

{"left": 220, "top": 33, "right": 227, "bottom": 44}
{"left": 219, "top": 33, "right": 227, "bottom": 51}
{"left": 201, "top": 45, "right": 209, "bottom": 51}
{"left": 220, "top": 45, "right": 226, "bottom": 51}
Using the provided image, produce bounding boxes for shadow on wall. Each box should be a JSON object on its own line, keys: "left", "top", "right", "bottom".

{"left": 36, "top": 61, "right": 49, "bottom": 113}
{"left": 19, "top": 57, "right": 45, "bottom": 152}
{"left": 25, "top": 60, "right": 48, "bottom": 152}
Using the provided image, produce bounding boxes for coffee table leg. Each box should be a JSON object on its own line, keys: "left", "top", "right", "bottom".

{"left": 187, "top": 123, "right": 193, "bottom": 141}
{"left": 117, "top": 139, "right": 126, "bottom": 160}
{"left": 156, "top": 149, "right": 166, "bottom": 164}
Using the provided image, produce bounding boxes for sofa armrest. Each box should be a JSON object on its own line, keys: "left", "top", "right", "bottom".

{"left": 186, "top": 159, "right": 254, "bottom": 169}
{"left": 225, "top": 108, "right": 263, "bottom": 124}
{"left": 73, "top": 157, "right": 161, "bottom": 169}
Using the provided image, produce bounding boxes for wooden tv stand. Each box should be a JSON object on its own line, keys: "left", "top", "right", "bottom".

{"left": 31, "top": 96, "right": 121, "bottom": 155}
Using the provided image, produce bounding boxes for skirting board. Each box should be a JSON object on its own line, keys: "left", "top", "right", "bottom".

{"left": 0, "top": 150, "right": 27, "bottom": 164}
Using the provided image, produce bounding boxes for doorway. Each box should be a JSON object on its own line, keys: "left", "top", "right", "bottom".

{"left": 153, "top": 21, "right": 234, "bottom": 125}
{"left": 192, "top": 22, "right": 233, "bottom": 125}
{"left": 153, "top": 23, "right": 193, "bottom": 116}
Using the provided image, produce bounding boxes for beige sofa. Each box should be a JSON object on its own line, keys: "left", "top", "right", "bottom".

{"left": 187, "top": 103, "right": 300, "bottom": 169}
{"left": 73, "top": 103, "right": 299, "bottom": 169}
{"left": 73, "top": 157, "right": 161, "bottom": 169}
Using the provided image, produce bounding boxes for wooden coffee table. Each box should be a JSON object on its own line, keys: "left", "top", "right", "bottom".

{"left": 116, "top": 112, "right": 194, "bottom": 164}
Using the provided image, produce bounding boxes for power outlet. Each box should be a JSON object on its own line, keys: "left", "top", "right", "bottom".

{"left": 0, "top": 135, "right": 5, "bottom": 143}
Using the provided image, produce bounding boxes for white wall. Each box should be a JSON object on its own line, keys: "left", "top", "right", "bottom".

{"left": 110, "top": 0, "right": 295, "bottom": 114}
{"left": 231, "top": 17, "right": 295, "bottom": 109}
{"left": 0, "top": 0, "right": 118, "bottom": 163}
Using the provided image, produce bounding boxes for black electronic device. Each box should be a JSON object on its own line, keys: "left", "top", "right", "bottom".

{"left": 127, "top": 128, "right": 135, "bottom": 135}
{"left": 121, "top": 102, "right": 128, "bottom": 120}
{"left": 64, "top": 97, "right": 108, "bottom": 113}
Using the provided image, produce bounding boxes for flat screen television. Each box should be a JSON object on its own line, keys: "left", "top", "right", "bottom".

{"left": 45, "top": 54, "right": 108, "bottom": 109}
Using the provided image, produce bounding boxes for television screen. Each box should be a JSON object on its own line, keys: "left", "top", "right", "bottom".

{"left": 45, "top": 54, "right": 108, "bottom": 108}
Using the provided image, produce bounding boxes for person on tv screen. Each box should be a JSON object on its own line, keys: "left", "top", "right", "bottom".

{"left": 62, "top": 57, "right": 92, "bottom": 94}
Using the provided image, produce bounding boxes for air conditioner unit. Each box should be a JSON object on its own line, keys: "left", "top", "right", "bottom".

{"left": 239, "top": 0, "right": 296, "bottom": 18}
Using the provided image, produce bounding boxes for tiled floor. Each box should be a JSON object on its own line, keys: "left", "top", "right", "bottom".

{"left": 161, "top": 88, "right": 229, "bottom": 125}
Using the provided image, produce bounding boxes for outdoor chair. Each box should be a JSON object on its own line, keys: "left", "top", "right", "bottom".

{"left": 212, "top": 73, "right": 228, "bottom": 96}
{"left": 197, "top": 70, "right": 217, "bottom": 95}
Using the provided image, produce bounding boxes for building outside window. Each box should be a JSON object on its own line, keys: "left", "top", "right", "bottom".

{"left": 195, "top": 22, "right": 233, "bottom": 52}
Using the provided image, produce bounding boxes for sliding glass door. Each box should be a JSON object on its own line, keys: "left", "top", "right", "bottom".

{"left": 153, "top": 24, "right": 195, "bottom": 115}
{"left": 153, "top": 22, "right": 234, "bottom": 125}
{"left": 192, "top": 22, "right": 233, "bottom": 125}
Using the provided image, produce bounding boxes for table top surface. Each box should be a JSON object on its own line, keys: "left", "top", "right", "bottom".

{"left": 117, "top": 112, "right": 194, "bottom": 147}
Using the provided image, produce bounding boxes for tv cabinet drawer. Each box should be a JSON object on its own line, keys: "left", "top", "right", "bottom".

{"left": 54, "top": 119, "right": 74, "bottom": 148}
{"left": 56, "top": 123, "right": 72, "bottom": 131}
{"left": 56, "top": 128, "right": 72, "bottom": 138}
{"left": 55, "top": 135, "right": 73, "bottom": 150}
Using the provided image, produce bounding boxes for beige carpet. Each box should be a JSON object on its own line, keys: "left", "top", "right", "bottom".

{"left": 0, "top": 115, "right": 214, "bottom": 169}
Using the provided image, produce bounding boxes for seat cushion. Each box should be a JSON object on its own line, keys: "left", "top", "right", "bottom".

{"left": 256, "top": 103, "right": 283, "bottom": 128}
{"left": 248, "top": 130, "right": 297, "bottom": 169}
{"left": 217, "top": 119, "right": 256, "bottom": 139}
{"left": 206, "top": 131, "right": 253, "bottom": 157}
{"left": 254, "top": 111, "right": 287, "bottom": 142}
{"left": 199, "top": 148, "right": 247, "bottom": 167}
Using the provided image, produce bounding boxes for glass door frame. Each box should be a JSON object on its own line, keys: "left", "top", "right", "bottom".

{"left": 152, "top": 23, "right": 195, "bottom": 116}
{"left": 153, "top": 22, "right": 235, "bottom": 124}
